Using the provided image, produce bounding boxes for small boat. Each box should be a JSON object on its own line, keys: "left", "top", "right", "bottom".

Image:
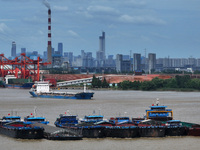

{"left": 29, "top": 81, "right": 94, "bottom": 100}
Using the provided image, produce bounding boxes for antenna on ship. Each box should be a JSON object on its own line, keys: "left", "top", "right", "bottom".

{"left": 34, "top": 106, "right": 37, "bottom": 117}
{"left": 156, "top": 98, "right": 160, "bottom": 106}
{"left": 84, "top": 83, "right": 86, "bottom": 93}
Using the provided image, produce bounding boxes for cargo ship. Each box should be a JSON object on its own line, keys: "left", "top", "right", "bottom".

{"left": 29, "top": 81, "right": 94, "bottom": 100}
{"left": 4, "top": 75, "right": 34, "bottom": 89}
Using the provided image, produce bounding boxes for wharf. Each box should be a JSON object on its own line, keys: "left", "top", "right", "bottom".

{"left": 31, "top": 123, "right": 82, "bottom": 140}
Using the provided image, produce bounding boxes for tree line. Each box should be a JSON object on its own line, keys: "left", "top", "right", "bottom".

{"left": 117, "top": 75, "right": 200, "bottom": 91}
{"left": 91, "top": 75, "right": 200, "bottom": 91}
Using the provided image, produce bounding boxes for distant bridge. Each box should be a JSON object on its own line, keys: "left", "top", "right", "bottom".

{"left": 57, "top": 76, "right": 103, "bottom": 87}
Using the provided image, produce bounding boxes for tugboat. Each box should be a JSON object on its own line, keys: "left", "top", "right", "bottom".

{"left": 137, "top": 100, "right": 171, "bottom": 137}
{"left": 145, "top": 99, "right": 173, "bottom": 121}
{"left": 29, "top": 81, "right": 94, "bottom": 100}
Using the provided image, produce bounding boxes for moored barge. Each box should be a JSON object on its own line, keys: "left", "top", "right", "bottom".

{"left": 0, "top": 121, "right": 44, "bottom": 139}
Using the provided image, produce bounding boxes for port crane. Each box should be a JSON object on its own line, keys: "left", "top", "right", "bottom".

{"left": 0, "top": 53, "right": 50, "bottom": 81}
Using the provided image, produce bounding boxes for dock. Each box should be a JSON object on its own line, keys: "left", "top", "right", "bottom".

{"left": 31, "top": 123, "right": 82, "bottom": 140}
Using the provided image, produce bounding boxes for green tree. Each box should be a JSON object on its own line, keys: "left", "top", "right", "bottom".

{"left": 141, "top": 81, "right": 156, "bottom": 91}
{"left": 175, "top": 75, "right": 190, "bottom": 88}
{"left": 187, "top": 78, "right": 200, "bottom": 90}
{"left": 164, "top": 78, "right": 178, "bottom": 88}
{"left": 132, "top": 81, "right": 141, "bottom": 90}
{"left": 91, "top": 75, "right": 98, "bottom": 88}
{"left": 120, "top": 80, "right": 132, "bottom": 90}
{"left": 97, "top": 78, "right": 102, "bottom": 88}
{"left": 151, "top": 77, "right": 164, "bottom": 89}
{"left": 102, "top": 77, "right": 109, "bottom": 88}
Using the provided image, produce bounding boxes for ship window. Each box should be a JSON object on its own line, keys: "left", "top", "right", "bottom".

{"left": 27, "top": 119, "right": 45, "bottom": 121}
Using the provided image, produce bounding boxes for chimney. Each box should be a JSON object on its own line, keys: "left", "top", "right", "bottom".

{"left": 47, "top": 8, "right": 52, "bottom": 67}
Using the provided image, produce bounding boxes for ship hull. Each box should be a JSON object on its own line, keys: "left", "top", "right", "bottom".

{"left": 6, "top": 83, "right": 34, "bottom": 89}
{"left": 165, "top": 126, "right": 188, "bottom": 136}
{"left": 188, "top": 127, "right": 200, "bottom": 136}
{"left": 0, "top": 126, "right": 44, "bottom": 139}
{"left": 29, "top": 91, "right": 94, "bottom": 100}
{"left": 105, "top": 126, "right": 139, "bottom": 138}
{"left": 139, "top": 126, "right": 166, "bottom": 137}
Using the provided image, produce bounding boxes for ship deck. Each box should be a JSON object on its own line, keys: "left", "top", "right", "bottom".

{"left": 31, "top": 123, "right": 82, "bottom": 140}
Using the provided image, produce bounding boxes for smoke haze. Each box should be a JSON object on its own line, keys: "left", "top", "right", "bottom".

{"left": 43, "top": 0, "right": 50, "bottom": 9}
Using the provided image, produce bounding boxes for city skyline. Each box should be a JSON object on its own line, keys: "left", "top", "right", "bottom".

{"left": 0, "top": 0, "right": 200, "bottom": 58}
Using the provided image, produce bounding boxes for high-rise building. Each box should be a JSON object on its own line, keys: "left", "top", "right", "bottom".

{"left": 133, "top": 53, "right": 141, "bottom": 71}
{"left": 148, "top": 53, "right": 156, "bottom": 73}
{"left": 11, "top": 41, "right": 16, "bottom": 57}
{"left": 116, "top": 54, "right": 122, "bottom": 72}
{"left": 99, "top": 31, "right": 105, "bottom": 58}
{"left": 116, "top": 54, "right": 131, "bottom": 72}
{"left": 96, "top": 31, "right": 106, "bottom": 67}
{"left": 64, "top": 52, "right": 73, "bottom": 67}
{"left": 58, "top": 43, "right": 63, "bottom": 56}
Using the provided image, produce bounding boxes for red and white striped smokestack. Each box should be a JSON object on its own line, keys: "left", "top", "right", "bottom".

{"left": 43, "top": 0, "right": 52, "bottom": 67}
{"left": 47, "top": 8, "right": 52, "bottom": 66}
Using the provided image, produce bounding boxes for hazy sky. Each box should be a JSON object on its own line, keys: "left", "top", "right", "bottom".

{"left": 0, "top": 0, "right": 200, "bottom": 58}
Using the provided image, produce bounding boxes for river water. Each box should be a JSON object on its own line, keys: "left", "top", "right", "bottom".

{"left": 0, "top": 88, "right": 200, "bottom": 150}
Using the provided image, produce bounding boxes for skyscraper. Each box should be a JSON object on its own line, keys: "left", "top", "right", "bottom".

{"left": 133, "top": 53, "right": 141, "bottom": 71}
{"left": 99, "top": 31, "right": 105, "bottom": 58}
{"left": 148, "top": 53, "right": 156, "bottom": 73}
{"left": 58, "top": 43, "right": 63, "bottom": 56}
{"left": 11, "top": 41, "right": 16, "bottom": 57}
{"left": 96, "top": 31, "right": 106, "bottom": 67}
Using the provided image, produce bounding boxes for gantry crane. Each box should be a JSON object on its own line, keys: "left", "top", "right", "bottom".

{"left": 0, "top": 53, "right": 51, "bottom": 81}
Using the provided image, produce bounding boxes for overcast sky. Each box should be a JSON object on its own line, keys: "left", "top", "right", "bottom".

{"left": 0, "top": 0, "right": 200, "bottom": 58}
